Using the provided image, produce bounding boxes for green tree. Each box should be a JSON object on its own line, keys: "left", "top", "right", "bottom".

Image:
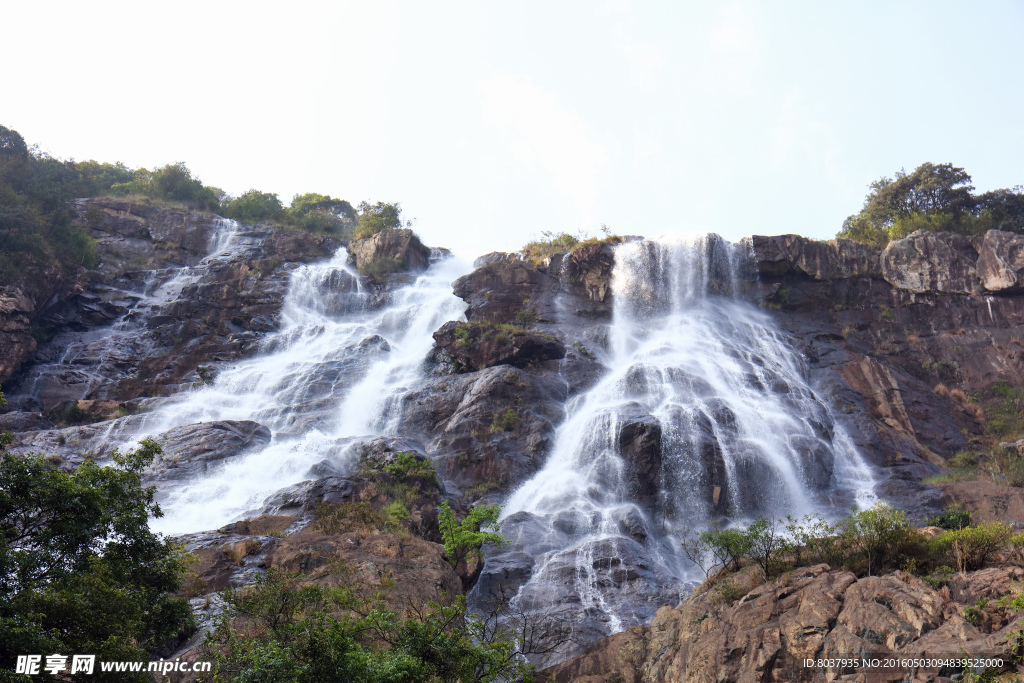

{"left": 0, "top": 436, "right": 194, "bottom": 681}
{"left": 224, "top": 189, "right": 284, "bottom": 224}
{"left": 437, "top": 502, "right": 505, "bottom": 572}
{"left": 353, "top": 201, "right": 402, "bottom": 239}
{"left": 839, "top": 163, "right": 977, "bottom": 246}
{"left": 840, "top": 502, "right": 918, "bottom": 576}
{"left": 285, "top": 192, "right": 355, "bottom": 235}
{"left": 203, "top": 569, "right": 536, "bottom": 683}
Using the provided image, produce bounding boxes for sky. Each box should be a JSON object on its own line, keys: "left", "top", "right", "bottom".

{"left": 4, "top": 0, "right": 1023, "bottom": 259}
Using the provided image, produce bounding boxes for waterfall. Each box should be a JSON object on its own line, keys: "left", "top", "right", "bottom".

{"left": 101, "top": 249, "right": 470, "bottom": 535}
{"left": 14, "top": 218, "right": 252, "bottom": 407}
{"left": 489, "top": 234, "right": 876, "bottom": 648}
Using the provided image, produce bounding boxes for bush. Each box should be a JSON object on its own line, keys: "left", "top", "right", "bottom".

{"left": 490, "top": 408, "right": 521, "bottom": 432}
{"left": 926, "top": 505, "right": 972, "bottom": 531}
{"left": 284, "top": 192, "right": 354, "bottom": 235}
{"left": 203, "top": 569, "right": 536, "bottom": 683}
{"left": 745, "top": 516, "right": 794, "bottom": 580}
{"left": 840, "top": 502, "right": 919, "bottom": 576}
{"left": 223, "top": 189, "right": 283, "bottom": 224}
{"left": 437, "top": 502, "right": 505, "bottom": 572}
{"left": 353, "top": 201, "right": 402, "bottom": 240}
{"left": 358, "top": 255, "right": 406, "bottom": 283}
{"left": 933, "top": 522, "right": 1013, "bottom": 573}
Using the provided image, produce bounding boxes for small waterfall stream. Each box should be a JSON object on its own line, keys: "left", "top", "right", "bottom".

{"left": 489, "top": 234, "right": 876, "bottom": 648}
{"left": 14, "top": 218, "right": 252, "bottom": 407}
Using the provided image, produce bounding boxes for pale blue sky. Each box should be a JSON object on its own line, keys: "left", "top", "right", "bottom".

{"left": 5, "top": 0, "right": 1022, "bottom": 258}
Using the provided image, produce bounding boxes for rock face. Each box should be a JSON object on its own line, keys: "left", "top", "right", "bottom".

{"left": 347, "top": 228, "right": 431, "bottom": 272}
{"left": 432, "top": 320, "right": 566, "bottom": 372}
{"left": 546, "top": 564, "right": 1024, "bottom": 682}
{"left": 0, "top": 199, "right": 338, "bottom": 407}
{"left": 977, "top": 229, "right": 1024, "bottom": 292}
{"left": 0, "top": 287, "right": 36, "bottom": 384}
{"left": 145, "top": 421, "right": 272, "bottom": 483}
{"left": 880, "top": 231, "right": 980, "bottom": 294}
{"left": 751, "top": 229, "right": 1024, "bottom": 518}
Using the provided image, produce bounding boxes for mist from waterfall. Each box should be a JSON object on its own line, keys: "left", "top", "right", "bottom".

{"left": 494, "top": 234, "right": 876, "bottom": 642}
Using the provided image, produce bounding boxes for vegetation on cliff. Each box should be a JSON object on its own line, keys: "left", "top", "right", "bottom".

{"left": 0, "top": 417, "right": 194, "bottom": 680}
{"left": 838, "top": 162, "right": 1024, "bottom": 247}
{"left": 520, "top": 227, "right": 622, "bottom": 265}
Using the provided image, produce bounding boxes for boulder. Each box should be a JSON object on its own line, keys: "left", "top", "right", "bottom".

{"left": 347, "top": 228, "right": 431, "bottom": 272}
{"left": 432, "top": 320, "right": 566, "bottom": 372}
{"left": 977, "top": 229, "right": 1024, "bottom": 292}
{"left": 880, "top": 230, "right": 980, "bottom": 294}
{"left": 618, "top": 416, "right": 662, "bottom": 510}
{"left": 146, "top": 420, "right": 271, "bottom": 482}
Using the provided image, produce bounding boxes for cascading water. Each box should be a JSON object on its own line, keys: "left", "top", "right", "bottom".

{"left": 487, "top": 234, "right": 875, "bottom": 653}
{"left": 96, "top": 248, "right": 469, "bottom": 534}
{"left": 13, "top": 218, "right": 252, "bottom": 408}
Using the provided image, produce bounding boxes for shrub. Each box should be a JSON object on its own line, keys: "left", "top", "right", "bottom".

{"left": 926, "top": 505, "right": 972, "bottom": 530}
{"left": 491, "top": 408, "right": 521, "bottom": 432}
{"left": 933, "top": 522, "right": 1013, "bottom": 573}
{"left": 745, "top": 516, "right": 794, "bottom": 580}
{"left": 786, "top": 514, "right": 845, "bottom": 567}
{"left": 437, "top": 501, "right": 505, "bottom": 571}
{"left": 223, "top": 189, "right": 283, "bottom": 224}
{"left": 353, "top": 200, "right": 402, "bottom": 239}
{"left": 840, "top": 502, "right": 919, "bottom": 576}
{"left": 358, "top": 255, "right": 406, "bottom": 283}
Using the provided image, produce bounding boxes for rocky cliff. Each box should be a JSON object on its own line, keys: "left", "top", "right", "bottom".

{"left": 5, "top": 217, "right": 1024, "bottom": 679}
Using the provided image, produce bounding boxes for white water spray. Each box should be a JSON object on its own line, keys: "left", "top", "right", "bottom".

{"left": 496, "top": 234, "right": 876, "bottom": 638}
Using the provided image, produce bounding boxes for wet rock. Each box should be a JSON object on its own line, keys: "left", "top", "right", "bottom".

{"left": 977, "top": 229, "right": 1024, "bottom": 292}
{"left": 347, "top": 228, "right": 431, "bottom": 272}
{"left": 398, "top": 365, "right": 567, "bottom": 499}
{"left": 259, "top": 476, "right": 363, "bottom": 517}
{"left": 453, "top": 254, "right": 552, "bottom": 322}
{"left": 618, "top": 416, "right": 662, "bottom": 510}
{"left": 881, "top": 230, "right": 980, "bottom": 294}
{"left": 146, "top": 420, "right": 271, "bottom": 482}
{"left": 432, "top": 320, "right": 566, "bottom": 372}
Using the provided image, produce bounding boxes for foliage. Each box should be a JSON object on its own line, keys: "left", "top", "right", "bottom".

{"left": 520, "top": 229, "right": 623, "bottom": 265}
{"left": 986, "top": 381, "right": 1024, "bottom": 439}
{"left": 108, "top": 162, "right": 220, "bottom": 210}
{"left": 490, "top": 408, "right": 521, "bottom": 432}
{"left": 202, "top": 569, "right": 536, "bottom": 683}
{"left": 744, "top": 516, "right": 794, "bottom": 580}
{"left": 785, "top": 514, "right": 846, "bottom": 567}
{"left": 358, "top": 255, "right": 407, "bottom": 283}
{"left": 283, "top": 193, "right": 355, "bottom": 236}
{"left": 353, "top": 201, "right": 402, "bottom": 240}
{"left": 926, "top": 505, "right": 972, "bottom": 531}
{"left": 222, "top": 189, "right": 284, "bottom": 224}
{"left": 0, "top": 437, "right": 194, "bottom": 681}
{"left": 437, "top": 502, "right": 505, "bottom": 570}
{"left": 931, "top": 522, "right": 1013, "bottom": 573}
{"left": 838, "top": 162, "right": 1024, "bottom": 246}
{"left": 839, "top": 502, "right": 919, "bottom": 576}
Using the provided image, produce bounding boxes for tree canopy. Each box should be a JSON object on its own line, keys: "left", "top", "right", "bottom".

{"left": 354, "top": 201, "right": 403, "bottom": 240}
{"left": 0, "top": 422, "right": 193, "bottom": 681}
{"left": 838, "top": 162, "right": 1024, "bottom": 247}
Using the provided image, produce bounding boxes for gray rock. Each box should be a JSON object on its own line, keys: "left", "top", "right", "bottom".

{"left": 977, "top": 229, "right": 1024, "bottom": 292}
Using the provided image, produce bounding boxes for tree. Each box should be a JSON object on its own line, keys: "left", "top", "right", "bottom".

{"left": 354, "top": 201, "right": 402, "bottom": 239}
{"left": 437, "top": 502, "right": 505, "bottom": 574}
{"left": 285, "top": 193, "right": 355, "bottom": 235}
{"left": 839, "top": 163, "right": 976, "bottom": 246}
{"left": 976, "top": 186, "right": 1024, "bottom": 233}
{"left": 223, "top": 189, "right": 284, "bottom": 224}
{"left": 0, "top": 434, "right": 194, "bottom": 681}
{"left": 839, "top": 502, "right": 917, "bottom": 576}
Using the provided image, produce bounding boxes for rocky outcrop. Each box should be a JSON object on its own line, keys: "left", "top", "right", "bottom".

{"left": 751, "top": 234, "right": 881, "bottom": 281}
{"left": 978, "top": 229, "right": 1024, "bottom": 292}
{"left": 399, "top": 365, "right": 568, "bottom": 501}
{"left": 347, "top": 228, "right": 431, "bottom": 272}
{"left": 432, "top": 320, "right": 566, "bottom": 372}
{"left": 0, "top": 287, "right": 36, "bottom": 384}
{"left": 546, "top": 564, "right": 1024, "bottom": 682}
{"left": 145, "top": 420, "right": 272, "bottom": 483}
{"left": 881, "top": 231, "right": 980, "bottom": 294}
